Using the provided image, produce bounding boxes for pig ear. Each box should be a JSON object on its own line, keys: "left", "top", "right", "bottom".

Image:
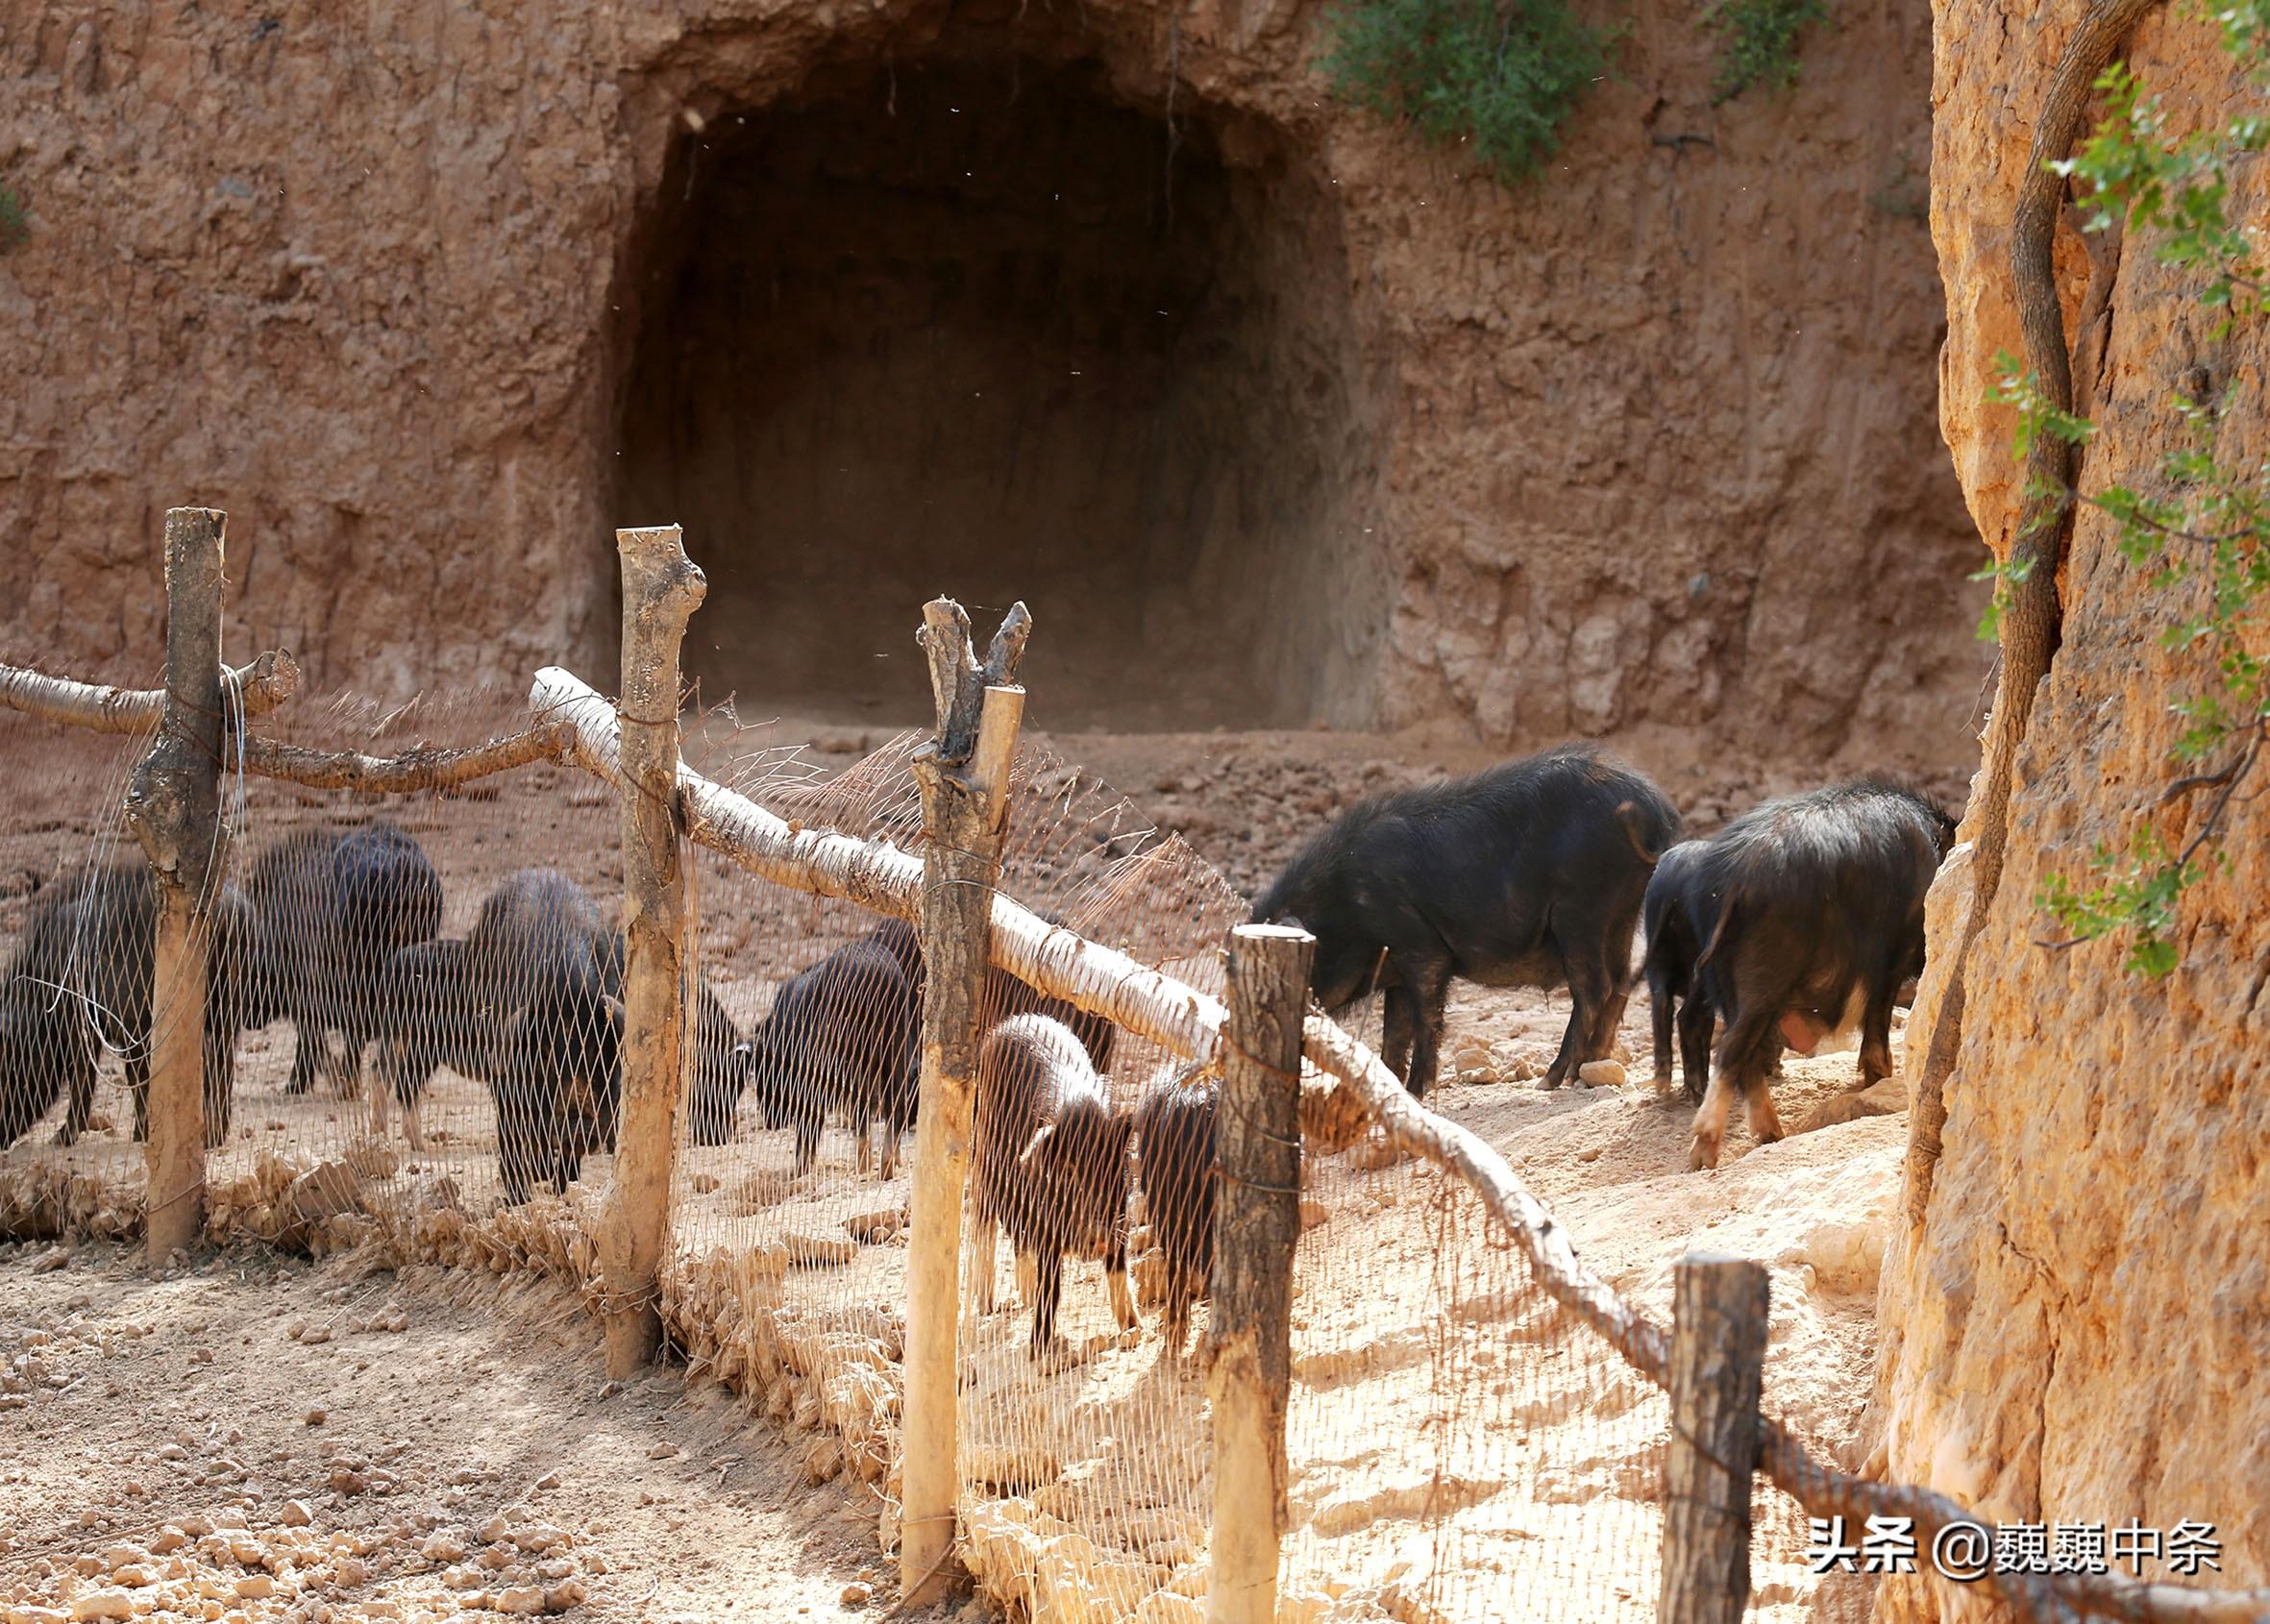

{"left": 1016, "top": 1122, "right": 1057, "bottom": 1167}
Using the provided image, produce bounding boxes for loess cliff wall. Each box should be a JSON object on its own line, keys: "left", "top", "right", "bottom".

{"left": 0, "top": 0, "right": 1984, "bottom": 747}
{"left": 1871, "top": 0, "right": 2270, "bottom": 1612}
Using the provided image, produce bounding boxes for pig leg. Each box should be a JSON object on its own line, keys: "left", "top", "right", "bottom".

{"left": 1856, "top": 974, "right": 1899, "bottom": 1088}
{"left": 969, "top": 1191, "right": 999, "bottom": 1314}
{"left": 1016, "top": 1250, "right": 1040, "bottom": 1312}
{"left": 1689, "top": 1071, "right": 1737, "bottom": 1171}
{"left": 1545, "top": 944, "right": 1613, "bottom": 1088}
{"left": 1381, "top": 988, "right": 1419, "bottom": 1090}
{"left": 1692, "top": 1005, "right": 1778, "bottom": 1169}
{"left": 368, "top": 1052, "right": 392, "bottom": 1143}
{"left": 1030, "top": 1247, "right": 1065, "bottom": 1358}
{"left": 202, "top": 1025, "right": 235, "bottom": 1148}
{"left": 59, "top": 1052, "right": 96, "bottom": 1146}
{"left": 128, "top": 1053, "right": 151, "bottom": 1143}
{"left": 1743, "top": 1075, "right": 1787, "bottom": 1145}
{"left": 1384, "top": 963, "right": 1450, "bottom": 1098}
{"left": 284, "top": 1022, "right": 321, "bottom": 1094}
{"left": 1647, "top": 969, "right": 1679, "bottom": 1093}
{"left": 1105, "top": 1238, "right": 1137, "bottom": 1332}
{"left": 1591, "top": 972, "right": 1634, "bottom": 1064}
{"left": 1722, "top": 1008, "right": 1787, "bottom": 1150}
{"left": 1676, "top": 994, "right": 1715, "bottom": 1105}
{"left": 494, "top": 1089, "right": 537, "bottom": 1205}
{"left": 1161, "top": 1273, "right": 1192, "bottom": 1362}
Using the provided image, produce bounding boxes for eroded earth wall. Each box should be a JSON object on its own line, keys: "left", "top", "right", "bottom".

{"left": 2, "top": 0, "right": 1981, "bottom": 749}
{"left": 1871, "top": 1, "right": 2269, "bottom": 1610}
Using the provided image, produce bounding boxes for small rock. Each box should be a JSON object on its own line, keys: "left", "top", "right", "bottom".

{"left": 543, "top": 1580, "right": 586, "bottom": 1612}
{"left": 70, "top": 1594, "right": 132, "bottom": 1622}
{"left": 1576, "top": 1145, "right": 1604, "bottom": 1163}
{"left": 280, "top": 1500, "right": 313, "bottom": 1528}
{"left": 532, "top": 1471, "right": 560, "bottom": 1491}
{"left": 329, "top": 1468, "right": 367, "bottom": 1496}
{"left": 840, "top": 1584, "right": 872, "bottom": 1608}
{"left": 30, "top": 1248, "right": 69, "bottom": 1275}
{"left": 305, "top": 1409, "right": 328, "bottom": 1427}
{"left": 494, "top": 1587, "right": 545, "bottom": 1614}
{"left": 110, "top": 1566, "right": 155, "bottom": 1589}
{"left": 1576, "top": 1059, "right": 1627, "bottom": 1088}
{"left": 421, "top": 1536, "right": 467, "bottom": 1564}
{"left": 646, "top": 1443, "right": 679, "bottom": 1461}
{"left": 234, "top": 1574, "right": 275, "bottom": 1600}
{"left": 333, "top": 1556, "right": 367, "bottom": 1587}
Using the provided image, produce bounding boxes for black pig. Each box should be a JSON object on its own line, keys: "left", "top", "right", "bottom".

{"left": 242, "top": 822, "right": 441, "bottom": 1095}
{"left": 0, "top": 863, "right": 254, "bottom": 1149}
{"left": 1251, "top": 746, "right": 1681, "bottom": 1096}
{"left": 1681, "top": 778, "right": 1957, "bottom": 1169}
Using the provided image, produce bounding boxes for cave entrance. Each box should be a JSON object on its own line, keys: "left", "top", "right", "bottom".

{"left": 614, "top": 52, "right": 1379, "bottom": 731}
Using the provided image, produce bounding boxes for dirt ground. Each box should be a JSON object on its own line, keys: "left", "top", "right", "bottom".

{"left": 0, "top": 711, "right": 1968, "bottom": 1623}
{"left": 0, "top": 1244, "right": 976, "bottom": 1624}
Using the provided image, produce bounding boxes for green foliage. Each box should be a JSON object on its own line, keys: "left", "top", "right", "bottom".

{"left": 1704, "top": 0, "right": 1828, "bottom": 102}
{"left": 2036, "top": 829, "right": 2206, "bottom": 979}
{"left": 1989, "top": 9, "right": 2270, "bottom": 977}
{"left": 1318, "top": 0, "right": 1610, "bottom": 185}
{"left": 2057, "top": 62, "right": 2265, "bottom": 320}
{"left": 0, "top": 184, "right": 27, "bottom": 256}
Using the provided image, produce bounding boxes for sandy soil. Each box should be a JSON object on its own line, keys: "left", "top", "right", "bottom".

{"left": 0, "top": 1244, "right": 978, "bottom": 1624}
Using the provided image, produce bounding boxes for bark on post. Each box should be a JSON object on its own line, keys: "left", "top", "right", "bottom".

{"left": 900, "top": 599, "right": 1029, "bottom": 1607}
{"left": 1658, "top": 1252, "right": 1769, "bottom": 1624}
{"left": 599, "top": 526, "right": 705, "bottom": 1378}
{"left": 1209, "top": 923, "right": 1314, "bottom": 1624}
{"left": 123, "top": 508, "right": 229, "bottom": 1267}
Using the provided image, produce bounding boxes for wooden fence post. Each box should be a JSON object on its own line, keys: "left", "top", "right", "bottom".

{"left": 600, "top": 525, "right": 705, "bottom": 1378}
{"left": 1209, "top": 923, "right": 1315, "bottom": 1624}
{"left": 1658, "top": 1251, "right": 1769, "bottom": 1624}
{"left": 124, "top": 507, "right": 228, "bottom": 1268}
{"left": 900, "top": 599, "right": 1029, "bottom": 1607}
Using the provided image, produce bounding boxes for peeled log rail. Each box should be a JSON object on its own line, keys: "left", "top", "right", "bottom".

{"left": 236, "top": 719, "right": 576, "bottom": 793}
{"left": 0, "top": 650, "right": 298, "bottom": 734}
{"left": 530, "top": 666, "right": 1228, "bottom": 1062}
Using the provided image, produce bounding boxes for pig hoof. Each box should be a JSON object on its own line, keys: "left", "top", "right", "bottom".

{"left": 52, "top": 1125, "right": 79, "bottom": 1147}
{"left": 1650, "top": 1070, "right": 1676, "bottom": 1098}
{"left": 1688, "top": 1134, "right": 1721, "bottom": 1172}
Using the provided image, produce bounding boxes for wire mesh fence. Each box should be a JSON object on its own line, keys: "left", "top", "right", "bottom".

{"left": 4, "top": 556, "right": 2264, "bottom": 1624}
